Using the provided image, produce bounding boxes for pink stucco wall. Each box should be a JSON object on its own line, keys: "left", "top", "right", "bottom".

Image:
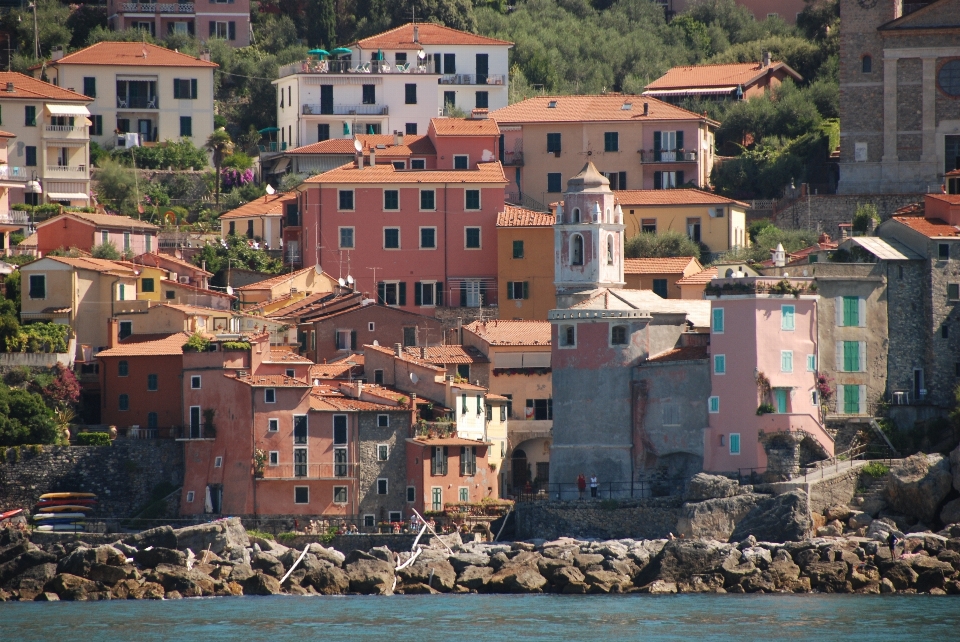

{"left": 704, "top": 286, "right": 832, "bottom": 474}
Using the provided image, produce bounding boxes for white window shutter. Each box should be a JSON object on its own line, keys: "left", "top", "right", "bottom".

{"left": 836, "top": 385, "right": 844, "bottom": 414}
{"left": 836, "top": 341, "right": 843, "bottom": 371}
{"left": 859, "top": 342, "right": 866, "bottom": 373}
{"left": 858, "top": 297, "right": 866, "bottom": 327}
{"left": 835, "top": 296, "right": 843, "bottom": 326}
{"left": 858, "top": 385, "right": 867, "bottom": 415}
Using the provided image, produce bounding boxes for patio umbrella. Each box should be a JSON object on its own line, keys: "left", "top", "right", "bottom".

{"left": 375, "top": 49, "right": 384, "bottom": 60}
{"left": 258, "top": 126, "right": 279, "bottom": 134}
{"left": 308, "top": 48, "right": 329, "bottom": 57}
{"left": 331, "top": 47, "right": 352, "bottom": 56}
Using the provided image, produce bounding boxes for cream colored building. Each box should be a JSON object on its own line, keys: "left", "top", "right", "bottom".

{"left": 0, "top": 72, "right": 93, "bottom": 207}
{"left": 19, "top": 256, "right": 139, "bottom": 360}
{"left": 219, "top": 192, "right": 294, "bottom": 249}
{"left": 37, "top": 42, "right": 217, "bottom": 149}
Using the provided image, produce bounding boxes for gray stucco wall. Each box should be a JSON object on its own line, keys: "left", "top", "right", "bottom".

{"left": 357, "top": 410, "right": 411, "bottom": 524}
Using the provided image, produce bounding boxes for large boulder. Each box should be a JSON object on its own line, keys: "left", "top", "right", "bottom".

{"left": 685, "top": 473, "right": 743, "bottom": 501}
{"left": 243, "top": 572, "right": 282, "bottom": 596}
{"left": 344, "top": 559, "right": 395, "bottom": 595}
{"left": 676, "top": 494, "right": 765, "bottom": 540}
{"left": 44, "top": 573, "right": 101, "bottom": 601}
{"left": 122, "top": 526, "right": 178, "bottom": 551}
{"left": 449, "top": 553, "right": 490, "bottom": 574}
{"left": 656, "top": 540, "right": 727, "bottom": 582}
{"left": 456, "top": 565, "right": 494, "bottom": 590}
{"left": 173, "top": 518, "right": 249, "bottom": 560}
{"left": 885, "top": 454, "right": 954, "bottom": 523}
{"left": 729, "top": 490, "right": 812, "bottom": 543}
{"left": 303, "top": 566, "right": 350, "bottom": 595}
{"left": 250, "top": 552, "right": 285, "bottom": 578}
{"left": 488, "top": 566, "right": 548, "bottom": 593}
{"left": 941, "top": 498, "right": 960, "bottom": 527}
{"left": 951, "top": 443, "right": 960, "bottom": 493}
{"left": 1, "top": 548, "right": 57, "bottom": 586}
{"left": 148, "top": 564, "right": 217, "bottom": 597}
{"left": 307, "top": 543, "right": 345, "bottom": 567}
{"left": 398, "top": 559, "right": 456, "bottom": 592}
{"left": 134, "top": 547, "right": 187, "bottom": 569}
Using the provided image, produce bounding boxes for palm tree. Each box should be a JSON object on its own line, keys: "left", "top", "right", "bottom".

{"left": 205, "top": 127, "right": 234, "bottom": 209}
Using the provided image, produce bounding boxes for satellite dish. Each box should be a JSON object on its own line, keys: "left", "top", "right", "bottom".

{"left": 265, "top": 184, "right": 276, "bottom": 195}
{"left": 410, "top": 372, "right": 419, "bottom": 384}
{"left": 346, "top": 275, "right": 354, "bottom": 284}
{"left": 226, "top": 286, "right": 234, "bottom": 295}
{"left": 338, "top": 277, "right": 346, "bottom": 287}
{"left": 418, "top": 49, "right": 426, "bottom": 60}
{"left": 354, "top": 138, "right": 363, "bottom": 153}
{"left": 315, "top": 265, "right": 324, "bottom": 276}
{"left": 373, "top": 340, "right": 379, "bottom": 346}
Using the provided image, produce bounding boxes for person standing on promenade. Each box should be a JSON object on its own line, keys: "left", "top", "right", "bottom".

{"left": 577, "top": 473, "right": 586, "bottom": 499}
{"left": 590, "top": 474, "right": 598, "bottom": 498}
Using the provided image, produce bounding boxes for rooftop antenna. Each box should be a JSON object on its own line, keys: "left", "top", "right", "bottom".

{"left": 366, "top": 266, "right": 382, "bottom": 300}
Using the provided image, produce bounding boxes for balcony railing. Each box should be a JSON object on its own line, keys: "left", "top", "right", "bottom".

{"left": 502, "top": 150, "right": 523, "bottom": 166}
{"left": 278, "top": 58, "right": 437, "bottom": 78}
{"left": 120, "top": 3, "right": 195, "bottom": 13}
{"left": 45, "top": 165, "right": 88, "bottom": 179}
{"left": 258, "top": 142, "right": 287, "bottom": 154}
{"left": 0, "top": 166, "right": 30, "bottom": 182}
{"left": 640, "top": 149, "right": 698, "bottom": 163}
{"left": 0, "top": 210, "right": 30, "bottom": 225}
{"left": 261, "top": 463, "right": 356, "bottom": 479}
{"left": 117, "top": 96, "right": 158, "bottom": 109}
{"left": 440, "top": 73, "right": 505, "bottom": 85}
{"left": 302, "top": 103, "right": 388, "bottom": 116}
{"left": 44, "top": 125, "right": 89, "bottom": 139}
{"left": 176, "top": 423, "right": 216, "bottom": 440}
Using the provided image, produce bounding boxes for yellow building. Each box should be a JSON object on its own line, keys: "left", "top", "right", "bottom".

{"left": 496, "top": 205, "right": 556, "bottom": 321}
{"left": 235, "top": 266, "right": 339, "bottom": 310}
{"left": 131, "top": 263, "right": 166, "bottom": 303}
{"left": 615, "top": 189, "right": 750, "bottom": 256}
{"left": 623, "top": 256, "right": 703, "bottom": 298}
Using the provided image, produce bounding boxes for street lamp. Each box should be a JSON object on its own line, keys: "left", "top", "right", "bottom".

{"left": 26, "top": 171, "right": 42, "bottom": 207}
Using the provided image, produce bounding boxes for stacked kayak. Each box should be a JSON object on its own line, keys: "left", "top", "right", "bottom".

{"left": 33, "top": 493, "right": 97, "bottom": 532}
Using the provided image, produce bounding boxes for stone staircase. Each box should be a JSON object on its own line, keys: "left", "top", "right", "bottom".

{"left": 850, "top": 475, "right": 887, "bottom": 516}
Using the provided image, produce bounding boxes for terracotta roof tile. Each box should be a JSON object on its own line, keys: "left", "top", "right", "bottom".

{"left": 403, "top": 345, "right": 489, "bottom": 364}
{"left": 893, "top": 216, "right": 960, "bottom": 238}
{"left": 50, "top": 42, "right": 218, "bottom": 68}
{"left": 894, "top": 201, "right": 924, "bottom": 217}
{"left": 645, "top": 345, "right": 709, "bottom": 363}
{"left": 309, "top": 392, "right": 400, "bottom": 412}
{"left": 232, "top": 374, "right": 312, "bottom": 387}
{"left": 926, "top": 193, "right": 960, "bottom": 206}
{"left": 353, "top": 23, "right": 512, "bottom": 50}
{"left": 0, "top": 129, "right": 15, "bottom": 138}
{"left": 644, "top": 62, "right": 801, "bottom": 90}
{"left": 676, "top": 267, "right": 718, "bottom": 286}
{"left": 497, "top": 205, "right": 555, "bottom": 227}
{"left": 133, "top": 252, "right": 212, "bottom": 276}
{"left": 0, "top": 72, "right": 91, "bottom": 101}
{"left": 42, "top": 256, "right": 137, "bottom": 276}
{"left": 363, "top": 343, "right": 444, "bottom": 371}
{"left": 309, "top": 361, "right": 363, "bottom": 380}
{"left": 615, "top": 189, "right": 749, "bottom": 208}
{"left": 462, "top": 320, "right": 551, "bottom": 346}
{"left": 491, "top": 95, "right": 711, "bottom": 124}
{"left": 303, "top": 161, "right": 507, "bottom": 185}
{"left": 430, "top": 117, "right": 500, "bottom": 136}
{"left": 95, "top": 332, "right": 191, "bottom": 357}
{"left": 266, "top": 350, "right": 314, "bottom": 364}
{"left": 623, "top": 257, "right": 701, "bottom": 275}
{"left": 219, "top": 194, "right": 296, "bottom": 219}
{"left": 38, "top": 211, "right": 159, "bottom": 231}
{"left": 287, "top": 134, "right": 435, "bottom": 157}
{"left": 235, "top": 266, "right": 317, "bottom": 291}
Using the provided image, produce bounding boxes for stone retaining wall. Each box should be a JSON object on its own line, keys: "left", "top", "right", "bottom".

{"left": 514, "top": 497, "right": 683, "bottom": 541}
{"left": 773, "top": 193, "right": 920, "bottom": 239}
{"left": 0, "top": 441, "right": 183, "bottom": 519}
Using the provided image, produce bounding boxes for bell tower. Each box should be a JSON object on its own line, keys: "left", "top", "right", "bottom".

{"left": 554, "top": 162, "right": 625, "bottom": 309}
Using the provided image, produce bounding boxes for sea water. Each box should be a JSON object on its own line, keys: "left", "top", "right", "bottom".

{"left": 4, "top": 594, "right": 960, "bottom": 641}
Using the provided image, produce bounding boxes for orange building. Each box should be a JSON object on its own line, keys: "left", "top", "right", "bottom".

{"left": 405, "top": 436, "right": 496, "bottom": 515}
{"left": 622, "top": 256, "right": 702, "bottom": 299}
{"left": 496, "top": 205, "right": 556, "bottom": 320}
{"left": 675, "top": 266, "right": 718, "bottom": 300}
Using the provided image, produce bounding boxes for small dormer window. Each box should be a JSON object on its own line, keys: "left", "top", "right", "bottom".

{"left": 621, "top": 103, "right": 632, "bottom": 110}
{"left": 548, "top": 100, "right": 557, "bottom": 108}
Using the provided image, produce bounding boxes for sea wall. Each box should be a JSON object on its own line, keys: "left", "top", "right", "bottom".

{"left": 0, "top": 441, "right": 184, "bottom": 518}
{"left": 514, "top": 497, "right": 683, "bottom": 541}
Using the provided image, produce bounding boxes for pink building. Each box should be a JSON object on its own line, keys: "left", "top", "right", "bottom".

{"left": 107, "top": 0, "right": 251, "bottom": 47}
{"left": 298, "top": 156, "right": 507, "bottom": 312}
{"left": 703, "top": 276, "right": 834, "bottom": 477}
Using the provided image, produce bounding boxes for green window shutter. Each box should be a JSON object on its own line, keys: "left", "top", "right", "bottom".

{"left": 843, "top": 384, "right": 859, "bottom": 415}
{"left": 653, "top": 131, "right": 661, "bottom": 162}
{"left": 398, "top": 282, "right": 406, "bottom": 306}
{"left": 843, "top": 296, "right": 859, "bottom": 327}
{"left": 377, "top": 282, "right": 385, "bottom": 304}
{"left": 775, "top": 389, "right": 787, "bottom": 414}
{"left": 781, "top": 305, "right": 795, "bottom": 330}
{"left": 505, "top": 282, "right": 513, "bottom": 300}
{"left": 676, "top": 130, "right": 684, "bottom": 150}
{"left": 174, "top": 79, "right": 181, "bottom": 99}
{"left": 414, "top": 282, "right": 422, "bottom": 306}
{"left": 654, "top": 171, "right": 662, "bottom": 189}
{"left": 843, "top": 341, "right": 859, "bottom": 372}
{"left": 712, "top": 308, "right": 723, "bottom": 332}
{"left": 676, "top": 170, "right": 684, "bottom": 185}
{"left": 191, "top": 79, "right": 198, "bottom": 99}
{"left": 436, "top": 282, "right": 443, "bottom": 306}
{"left": 523, "top": 281, "right": 529, "bottom": 299}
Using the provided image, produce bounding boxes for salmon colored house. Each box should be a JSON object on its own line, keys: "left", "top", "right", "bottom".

{"left": 34, "top": 211, "right": 159, "bottom": 257}
{"left": 703, "top": 276, "right": 834, "bottom": 477}
{"left": 497, "top": 205, "right": 556, "bottom": 320}
{"left": 298, "top": 160, "right": 507, "bottom": 312}
{"left": 622, "top": 256, "right": 702, "bottom": 299}
{"left": 406, "top": 436, "right": 496, "bottom": 515}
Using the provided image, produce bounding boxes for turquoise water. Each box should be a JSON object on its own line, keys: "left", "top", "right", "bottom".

{"left": 4, "top": 594, "right": 959, "bottom": 641}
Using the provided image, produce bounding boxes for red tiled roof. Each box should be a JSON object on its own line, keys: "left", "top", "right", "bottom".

{"left": 219, "top": 194, "right": 296, "bottom": 219}
{"left": 430, "top": 118, "right": 500, "bottom": 137}
{"left": 615, "top": 189, "right": 749, "bottom": 208}
{"left": 894, "top": 201, "right": 924, "bottom": 217}
{"left": 266, "top": 350, "right": 314, "bottom": 364}
{"left": 0, "top": 129, "right": 15, "bottom": 138}
{"left": 892, "top": 216, "right": 960, "bottom": 238}
{"left": 37, "top": 211, "right": 159, "bottom": 231}
{"left": 134, "top": 252, "right": 212, "bottom": 276}
{"left": 50, "top": 42, "right": 218, "bottom": 68}
{"left": 363, "top": 343, "right": 444, "bottom": 371}
{"left": 232, "top": 374, "right": 312, "bottom": 387}
{"left": 623, "top": 257, "right": 701, "bottom": 275}
{"left": 309, "top": 392, "right": 399, "bottom": 412}
{"left": 497, "top": 205, "right": 555, "bottom": 227}
{"left": 303, "top": 161, "right": 507, "bottom": 184}
{"left": 403, "top": 345, "right": 489, "bottom": 364}
{"left": 645, "top": 62, "right": 801, "bottom": 90}
{"left": 41, "top": 256, "right": 137, "bottom": 276}
{"left": 676, "top": 266, "right": 718, "bottom": 286}
{"left": 491, "top": 95, "right": 711, "bottom": 124}
{"left": 462, "top": 320, "right": 551, "bottom": 346}
{"left": 353, "top": 23, "right": 512, "bottom": 50}
{"left": 161, "top": 279, "right": 235, "bottom": 299}
{"left": 95, "top": 332, "right": 191, "bottom": 357}
{"left": 926, "top": 193, "right": 960, "bottom": 206}
{"left": 646, "top": 345, "right": 709, "bottom": 363}
{"left": 309, "top": 361, "right": 363, "bottom": 380}
{"left": 286, "top": 134, "right": 435, "bottom": 157}
{"left": 235, "top": 266, "right": 317, "bottom": 291}
{"left": 0, "top": 72, "right": 91, "bottom": 101}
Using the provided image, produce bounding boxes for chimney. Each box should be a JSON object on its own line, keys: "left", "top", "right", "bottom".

{"left": 51, "top": 46, "right": 64, "bottom": 61}
{"left": 643, "top": 102, "right": 649, "bottom": 116}
{"left": 470, "top": 108, "right": 488, "bottom": 120}
{"left": 107, "top": 318, "right": 120, "bottom": 349}
{"left": 357, "top": 151, "right": 364, "bottom": 170}
{"left": 356, "top": 381, "right": 363, "bottom": 397}
{"left": 762, "top": 50, "right": 771, "bottom": 68}
{"left": 413, "top": 25, "right": 419, "bottom": 43}
{"left": 5, "top": 82, "right": 14, "bottom": 93}
{"left": 410, "top": 393, "right": 417, "bottom": 409}
{"left": 420, "top": 346, "right": 426, "bottom": 359}
{"left": 394, "top": 130, "right": 403, "bottom": 147}
{"left": 369, "top": 147, "right": 376, "bottom": 167}
{"left": 200, "top": 51, "right": 211, "bottom": 62}
{"left": 394, "top": 342, "right": 402, "bottom": 357}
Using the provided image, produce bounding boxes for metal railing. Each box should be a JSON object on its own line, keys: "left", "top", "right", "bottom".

{"left": 176, "top": 423, "right": 216, "bottom": 440}
{"left": 258, "top": 142, "right": 287, "bottom": 153}
{"left": 514, "top": 478, "right": 686, "bottom": 502}
{"left": 120, "top": 3, "right": 195, "bottom": 12}
{"left": 0, "top": 210, "right": 30, "bottom": 225}
{"left": 502, "top": 150, "right": 523, "bottom": 166}
{"left": 261, "top": 463, "right": 356, "bottom": 479}
{"left": 0, "top": 166, "right": 30, "bottom": 181}
{"left": 117, "top": 96, "right": 158, "bottom": 109}
{"left": 302, "top": 103, "right": 388, "bottom": 116}
{"left": 440, "top": 73, "right": 506, "bottom": 85}
{"left": 640, "top": 149, "right": 698, "bottom": 163}
{"left": 279, "top": 58, "right": 437, "bottom": 78}
{"left": 504, "top": 190, "right": 549, "bottom": 212}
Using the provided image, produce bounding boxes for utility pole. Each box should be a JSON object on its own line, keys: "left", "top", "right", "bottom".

{"left": 29, "top": 2, "right": 39, "bottom": 61}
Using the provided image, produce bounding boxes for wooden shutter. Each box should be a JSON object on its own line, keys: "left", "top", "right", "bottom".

{"left": 191, "top": 79, "right": 198, "bottom": 99}
{"left": 676, "top": 130, "right": 684, "bottom": 150}
{"left": 653, "top": 131, "right": 661, "bottom": 162}
{"left": 414, "top": 282, "right": 422, "bottom": 305}
{"left": 398, "top": 282, "right": 406, "bottom": 306}
{"left": 460, "top": 282, "right": 467, "bottom": 307}
{"left": 859, "top": 341, "right": 866, "bottom": 372}
{"left": 350, "top": 330, "right": 357, "bottom": 350}
{"left": 228, "top": 21, "right": 236, "bottom": 40}
{"left": 505, "top": 282, "right": 513, "bottom": 300}
{"left": 677, "top": 171, "right": 684, "bottom": 186}
{"left": 173, "top": 79, "right": 181, "bottom": 99}
{"left": 209, "top": 21, "right": 216, "bottom": 37}
{"left": 653, "top": 171, "right": 662, "bottom": 190}
{"left": 523, "top": 281, "right": 530, "bottom": 300}
{"left": 836, "top": 341, "right": 843, "bottom": 371}
{"left": 835, "top": 297, "right": 843, "bottom": 326}
{"left": 618, "top": 171, "right": 626, "bottom": 190}
{"left": 858, "top": 297, "right": 866, "bottom": 327}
